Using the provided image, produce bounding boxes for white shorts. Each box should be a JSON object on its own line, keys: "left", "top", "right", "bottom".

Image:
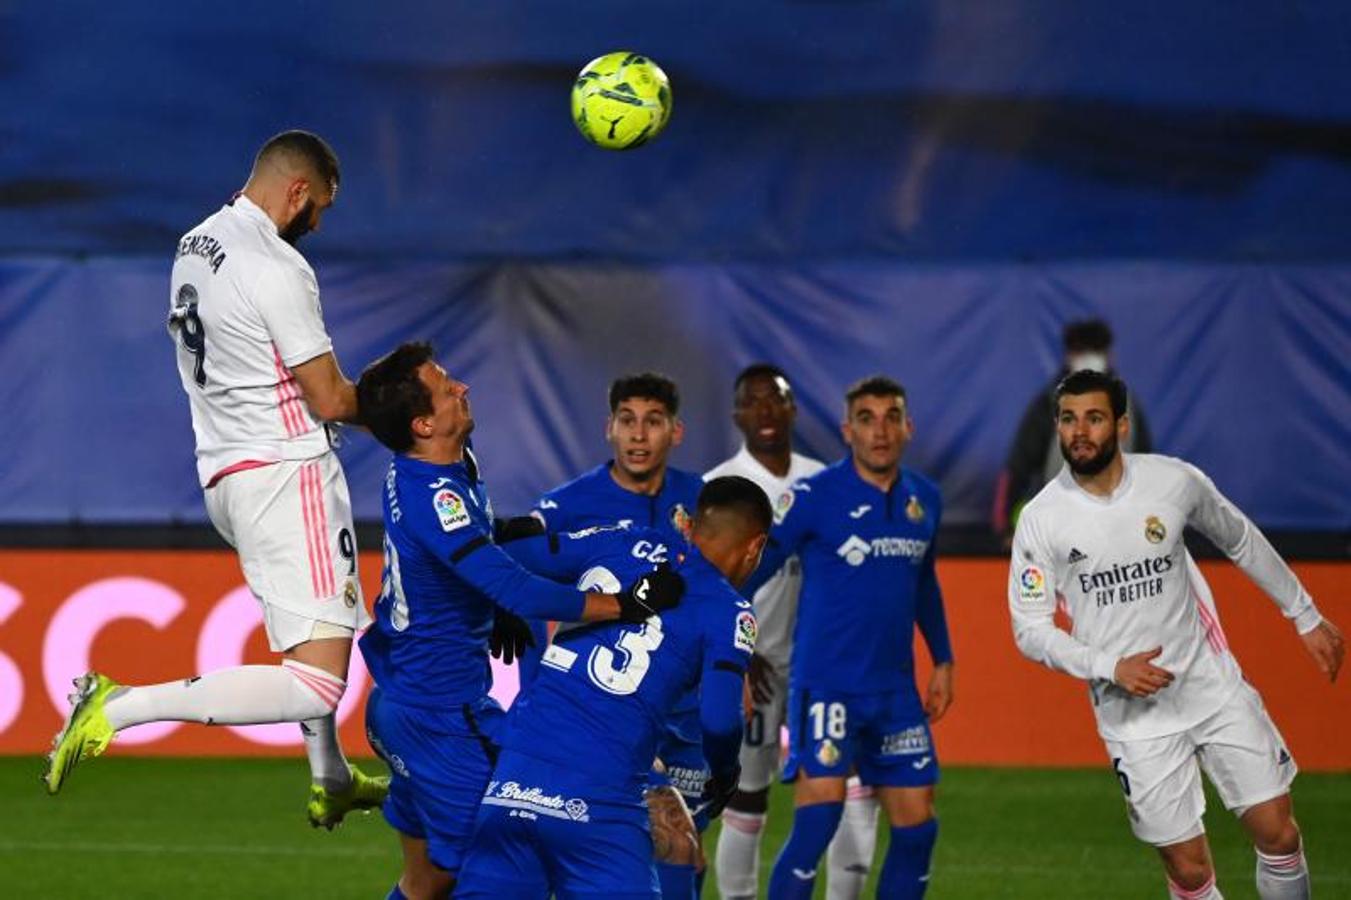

{"left": 1104, "top": 681, "right": 1297, "bottom": 847}
{"left": 738, "top": 661, "right": 789, "bottom": 793}
{"left": 205, "top": 454, "right": 370, "bottom": 651}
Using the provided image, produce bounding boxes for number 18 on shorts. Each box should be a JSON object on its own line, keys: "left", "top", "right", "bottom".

{"left": 783, "top": 687, "right": 939, "bottom": 787}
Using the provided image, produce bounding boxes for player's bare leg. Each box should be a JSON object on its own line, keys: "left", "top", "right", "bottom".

{"left": 876, "top": 784, "right": 937, "bottom": 898}
{"left": 768, "top": 775, "right": 846, "bottom": 898}
{"left": 1157, "top": 834, "right": 1225, "bottom": 899}
{"left": 1239, "top": 794, "right": 1309, "bottom": 899}
{"left": 392, "top": 832, "right": 453, "bottom": 900}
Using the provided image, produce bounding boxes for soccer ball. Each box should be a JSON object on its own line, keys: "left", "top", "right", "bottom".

{"left": 571, "top": 52, "right": 672, "bottom": 150}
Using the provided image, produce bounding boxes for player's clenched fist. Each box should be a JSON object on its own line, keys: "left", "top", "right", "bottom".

{"left": 1113, "top": 647, "right": 1175, "bottom": 697}
{"left": 617, "top": 564, "right": 685, "bottom": 622}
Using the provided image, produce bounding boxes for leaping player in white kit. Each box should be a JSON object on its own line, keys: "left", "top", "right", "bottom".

{"left": 44, "top": 130, "right": 388, "bottom": 829}
{"left": 1008, "top": 369, "right": 1343, "bottom": 900}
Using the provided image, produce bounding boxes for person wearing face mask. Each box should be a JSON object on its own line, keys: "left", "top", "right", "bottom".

{"left": 44, "top": 130, "right": 388, "bottom": 831}
{"left": 993, "top": 318, "right": 1154, "bottom": 547}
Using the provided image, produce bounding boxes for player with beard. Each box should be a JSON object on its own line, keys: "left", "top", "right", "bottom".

{"left": 45, "top": 131, "right": 388, "bottom": 829}
{"left": 707, "top": 364, "right": 880, "bottom": 900}
{"left": 1008, "top": 369, "right": 1343, "bottom": 900}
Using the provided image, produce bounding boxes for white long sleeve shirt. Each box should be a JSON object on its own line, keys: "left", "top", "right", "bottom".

{"left": 169, "top": 196, "right": 334, "bottom": 487}
{"left": 1008, "top": 453, "right": 1321, "bottom": 741}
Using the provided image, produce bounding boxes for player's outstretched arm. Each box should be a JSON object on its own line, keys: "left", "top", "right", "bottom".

{"left": 1299, "top": 618, "right": 1345, "bottom": 683}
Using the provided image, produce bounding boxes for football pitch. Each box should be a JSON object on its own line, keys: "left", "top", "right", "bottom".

{"left": 2, "top": 757, "right": 1347, "bottom": 899}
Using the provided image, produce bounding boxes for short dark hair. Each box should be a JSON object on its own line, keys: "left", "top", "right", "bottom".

{"left": 255, "top": 130, "right": 341, "bottom": 189}
{"left": 733, "top": 363, "right": 791, "bottom": 398}
{"left": 1063, "top": 318, "right": 1113, "bottom": 353}
{"left": 845, "top": 374, "right": 906, "bottom": 410}
{"left": 357, "top": 342, "right": 436, "bottom": 453}
{"left": 697, "top": 476, "right": 773, "bottom": 534}
{"left": 608, "top": 372, "right": 679, "bottom": 415}
{"left": 1055, "top": 369, "right": 1128, "bottom": 418}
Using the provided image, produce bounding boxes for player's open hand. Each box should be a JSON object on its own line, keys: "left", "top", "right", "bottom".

{"left": 1300, "top": 619, "right": 1345, "bottom": 683}
{"left": 925, "top": 661, "right": 954, "bottom": 722}
{"left": 746, "top": 654, "right": 776, "bottom": 705}
{"left": 617, "top": 564, "right": 685, "bottom": 622}
{"left": 1113, "top": 647, "right": 1174, "bottom": 697}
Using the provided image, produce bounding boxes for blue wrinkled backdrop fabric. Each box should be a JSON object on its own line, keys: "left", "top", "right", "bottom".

{"left": 0, "top": 259, "right": 1346, "bottom": 529}
{"left": 1, "top": 2, "right": 1348, "bottom": 529}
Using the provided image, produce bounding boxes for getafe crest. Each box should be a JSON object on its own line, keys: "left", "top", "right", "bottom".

{"left": 1144, "top": 515, "right": 1166, "bottom": 544}
{"left": 905, "top": 494, "right": 925, "bottom": 523}
{"left": 670, "top": 503, "right": 693, "bottom": 539}
{"left": 816, "top": 739, "right": 840, "bottom": 767}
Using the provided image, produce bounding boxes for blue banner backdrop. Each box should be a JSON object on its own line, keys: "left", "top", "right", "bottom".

{"left": 0, "top": 258, "right": 1346, "bottom": 530}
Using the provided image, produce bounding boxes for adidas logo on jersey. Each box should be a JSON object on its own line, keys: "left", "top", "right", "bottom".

{"left": 1068, "top": 548, "right": 1088, "bottom": 564}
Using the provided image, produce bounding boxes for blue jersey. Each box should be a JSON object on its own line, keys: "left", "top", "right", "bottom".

{"left": 752, "top": 458, "right": 953, "bottom": 694}
{"left": 533, "top": 462, "right": 703, "bottom": 541}
{"left": 501, "top": 526, "right": 753, "bottom": 795}
{"left": 359, "top": 449, "right": 594, "bottom": 708}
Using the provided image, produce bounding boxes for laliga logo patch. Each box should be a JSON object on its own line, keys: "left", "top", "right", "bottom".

{"left": 734, "top": 610, "right": 757, "bottom": 653}
{"left": 815, "top": 739, "right": 840, "bottom": 767}
{"left": 670, "top": 503, "right": 693, "bottom": 539}
{"left": 774, "top": 490, "right": 795, "bottom": 524}
{"left": 1144, "top": 515, "right": 1167, "bottom": 544}
{"left": 433, "top": 488, "right": 471, "bottom": 532}
{"left": 905, "top": 494, "right": 925, "bottom": 523}
{"left": 1018, "top": 565, "right": 1047, "bottom": 603}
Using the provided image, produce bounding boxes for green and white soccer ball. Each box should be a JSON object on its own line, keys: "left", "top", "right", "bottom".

{"left": 571, "top": 51, "right": 672, "bottom": 150}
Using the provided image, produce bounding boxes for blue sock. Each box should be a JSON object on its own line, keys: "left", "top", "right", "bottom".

{"left": 656, "top": 862, "right": 697, "bottom": 899}
{"left": 768, "top": 802, "right": 844, "bottom": 900}
{"left": 385, "top": 886, "right": 408, "bottom": 900}
{"left": 877, "top": 818, "right": 938, "bottom": 899}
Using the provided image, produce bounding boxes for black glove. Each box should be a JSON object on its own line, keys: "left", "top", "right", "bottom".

{"left": 702, "top": 765, "right": 741, "bottom": 820}
{"left": 492, "top": 515, "right": 545, "bottom": 544}
{"left": 616, "top": 564, "right": 685, "bottom": 623}
{"left": 489, "top": 606, "right": 536, "bottom": 666}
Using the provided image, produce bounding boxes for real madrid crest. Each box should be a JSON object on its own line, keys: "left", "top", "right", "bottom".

{"left": 1144, "top": 515, "right": 1166, "bottom": 544}
{"left": 343, "top": 579, "right": 359, "bottom": 608}
{"left": 905, "top": 494, "right": 925, "bottom": 523}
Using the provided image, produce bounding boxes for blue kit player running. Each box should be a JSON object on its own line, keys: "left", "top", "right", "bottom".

{"left": 754, "top": 376, "right": 956, "bottom": 900}
{"left": 353, "top": 343, "right": 685, "bottom": 900}
{"left": 528, "top": 372, "right": 708, "bottom": 896}
{"left": 456, "top": 476, "right": 772, "bottom": 899}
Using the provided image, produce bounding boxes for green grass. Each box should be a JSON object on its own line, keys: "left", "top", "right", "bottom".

{"left": 2, "top": 758, "right": 1347, "bottom": 898}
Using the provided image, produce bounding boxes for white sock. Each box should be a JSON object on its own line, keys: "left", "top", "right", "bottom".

{"left": 1256, "top": 845, "right": 1310, "bottom": 900}
{"left": 714, "top": 809, "right": 765, "bottom": 900}
{"left": 1169, "top": 874, "right": 1225, "bottom": 899}
{"left": 103, "top": 661, "right": 343, "bottom": 730}
{"left": 300, "top": 713, "right": 352, "bottom": 792}
{"left": 825, "top": 782, "right": 879, "bottom": 900}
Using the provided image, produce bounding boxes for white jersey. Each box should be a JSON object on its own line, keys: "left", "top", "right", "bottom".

{"left": 169, "top": 196, "right": 334, "bottom": 487}
{"left": 1009, "top": 453, "right": 1322, "bottom": 742}
{"left": 705, "top": 446, "right": 824, "bottom": 667}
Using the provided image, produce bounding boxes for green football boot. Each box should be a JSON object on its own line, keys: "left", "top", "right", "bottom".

{"left": 43, "top": 672, "right": 120, "bottom": 795}
{"left": 307, "top": 763, "right": 389, "bottom": 830}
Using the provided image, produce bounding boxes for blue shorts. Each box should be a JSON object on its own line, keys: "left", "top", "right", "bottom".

{"left": 456, "top": 750, "right": 658, "bottom": 900}
{"left": 651, "top": 717, "right": 711, "bottom": 831}
{"left": 363, "top": 687, "right": 503, "bottom": 873}
{"left": 783, "top": 686, "right": 939, "bottom": 788}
